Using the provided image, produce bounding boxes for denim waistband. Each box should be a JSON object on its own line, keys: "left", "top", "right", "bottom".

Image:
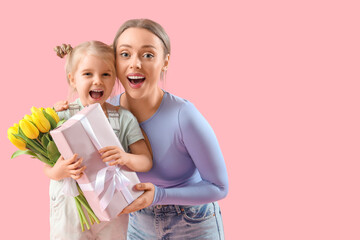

{"left": 148, "top": 204, "right": 183, "bottom": 214}
{"left": 147, "top": 202, "right": 219, "bottom": 215}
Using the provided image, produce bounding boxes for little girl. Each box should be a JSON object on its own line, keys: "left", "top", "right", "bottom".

{"left": 44, "top": 41, "right": 152, "bottom": 240}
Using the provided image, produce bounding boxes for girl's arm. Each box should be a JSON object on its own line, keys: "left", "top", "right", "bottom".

{"left": 53, "top": 100, "right": 69, "bottom": 112}
{"left": 99, "top": 139, "right": 152, "bottom": 172}
{"left": 43, "top": 154, "right": 85, "bottom": 180}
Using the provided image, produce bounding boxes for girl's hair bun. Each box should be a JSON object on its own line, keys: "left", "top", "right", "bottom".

{"left": 54, "top": 44, "right": 73, "bottom": 58}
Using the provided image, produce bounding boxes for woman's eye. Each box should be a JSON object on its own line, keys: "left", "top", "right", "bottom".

{"left": 143, "top": 53, "right": 154, "bottom": 58}
{"left": 120, "top": 52, "right": 129, "bottom": 57}
{"left": 103, "top": 73, "right": 111, "bottom": 77}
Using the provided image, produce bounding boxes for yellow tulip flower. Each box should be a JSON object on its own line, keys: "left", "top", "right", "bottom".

{"left": 8, "top": 133, "right": 26, "bottom": 150}
{"left": 31, "top": 106, "right": 40, "bottom": 114}
{"left": 31, "top": 111, "right": 51, "bottom": 133}
{"left": 8, "top": 125, "right": 26, "bottom": 150}
{"left": 45, "top": 107, "right": 60, "bottom": 123}
{"left": 24, "top": 114, "right": 33, "bottom": 122}
{"left": 19, "top": 119, "right": 39, "bottom": 139}
{"left": 7, "top": 126, "right": 18, "bottom": 136}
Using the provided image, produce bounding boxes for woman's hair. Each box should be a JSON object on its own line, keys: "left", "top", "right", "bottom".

{"left": 113, "top": 19, "right": 171, "bottom": 57}
{"left": 54, "top": 41, "right": 115, "bottom": 85}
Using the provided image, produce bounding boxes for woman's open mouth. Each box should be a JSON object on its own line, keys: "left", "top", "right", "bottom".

{"left": 127, "top": 74, "right": 145, "bottom": 89}
{"left": 89, "top": 90, "right": 104, "bottom": 100}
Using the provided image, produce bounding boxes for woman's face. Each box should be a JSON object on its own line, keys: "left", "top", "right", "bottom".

{"left": 115, "top": 27, "right": 168, "bottom": 99}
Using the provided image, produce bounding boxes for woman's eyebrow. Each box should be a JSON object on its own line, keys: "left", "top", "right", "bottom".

{"left": 141, "top": 45, "right": 156, "bottom": 49}
{"left": 118, "top": 44, "right": 156, "bottom": 49}
{"left": 118, "top": 44, "right": 132, "bottom": 49}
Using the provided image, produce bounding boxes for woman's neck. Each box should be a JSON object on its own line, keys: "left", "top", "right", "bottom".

{"left": 121, "top": 88, "right": 164, "bottom": 123}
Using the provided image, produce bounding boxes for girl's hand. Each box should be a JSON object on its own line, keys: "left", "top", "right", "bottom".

{"left": 99, "top": 146, "right": 130, "bottom": 166}
{"left": 53, "top": 100, "right": 69, "bottom": 112}
{"left": 50, "top": 154, "right": 85, "bottom": 180}
{"left": 118, "top": 183, "right": 155, "bottom": 215}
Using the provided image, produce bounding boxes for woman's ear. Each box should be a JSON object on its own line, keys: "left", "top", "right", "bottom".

{"left": 163, "top": 54, "right": 170, "bottom": 71}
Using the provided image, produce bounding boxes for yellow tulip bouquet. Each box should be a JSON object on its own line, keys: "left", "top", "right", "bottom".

{"left": 8, "top": 107, "right": 99, "bottom": 231}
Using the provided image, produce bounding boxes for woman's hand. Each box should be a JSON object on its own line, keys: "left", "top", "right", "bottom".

{"left": 99, "top": 146, "right": 130, "bottom": 166}
{"left": 45, "top": 154, "right": 85, "bottom": 180}
{"left": 53, "top": 100, "right": 69, "bottom": 112}
{"left": 119, "top": 183, "right": 155, "bottom": 214}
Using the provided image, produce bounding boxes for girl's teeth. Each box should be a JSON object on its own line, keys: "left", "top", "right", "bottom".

{"left": 89, "top": 90, "right": 104, "bottom": 99}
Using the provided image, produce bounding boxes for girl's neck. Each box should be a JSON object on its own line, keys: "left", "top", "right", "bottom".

{"left": 121, "top": 88, "right": 164, "bottom": 123}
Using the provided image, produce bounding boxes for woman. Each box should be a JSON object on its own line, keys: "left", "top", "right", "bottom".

{"left": 111, "top": 19, "right": 228, "bottom": 239}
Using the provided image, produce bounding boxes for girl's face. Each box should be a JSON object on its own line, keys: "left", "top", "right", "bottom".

{"left": 69, "top": 54, "right": 115, "bottom": 108}
{"left": 115, "top": 27, "right": 169, "bottom": 99}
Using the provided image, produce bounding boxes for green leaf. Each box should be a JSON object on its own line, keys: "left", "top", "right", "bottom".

{"left": 35, "top": 152, "right": 52, "bottom": 166}
{"left": 56, "top": 119, "right": 66, "bottom": 128}
{"left": 47, "top": 141, "right": 61, "bottom": 164}
{"left": 42, "top": 110, "right": 57, "bottom": 129}
{"left": 41, "top": 134, "right": 50, "bottom": 149}
{"left": 11, "top": 150, "right": 37, "bottom": 159}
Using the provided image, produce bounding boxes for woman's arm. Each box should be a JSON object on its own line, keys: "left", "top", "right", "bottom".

{"left": 120, "top": 102, "right": 228, "bottom": 213}
{"left": 153, "top": 102, "right": 229, "bottom": 205}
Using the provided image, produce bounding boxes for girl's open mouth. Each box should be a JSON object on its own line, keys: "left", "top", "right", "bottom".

{"left": 89, "top": 90, "right": 104, "bottom": 99}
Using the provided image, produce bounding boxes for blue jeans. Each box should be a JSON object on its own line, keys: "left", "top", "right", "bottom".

{"left": 128, "top": 202, "right": 224, "bottom": 240}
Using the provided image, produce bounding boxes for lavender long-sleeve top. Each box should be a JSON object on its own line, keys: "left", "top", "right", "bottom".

{"left": 108, "top": 91, "right": 228, "bottom": 205}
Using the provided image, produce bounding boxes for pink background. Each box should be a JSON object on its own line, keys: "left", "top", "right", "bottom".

{"left": 1, "top": 0, "right": 359, "bottom": 239}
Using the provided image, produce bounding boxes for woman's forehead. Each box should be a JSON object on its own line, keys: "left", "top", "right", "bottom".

{"left": 117, "top": 28, "right": 163, "bottom": 49}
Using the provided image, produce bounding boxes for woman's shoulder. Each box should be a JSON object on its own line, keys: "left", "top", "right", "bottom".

{"left": 163, "top": 91, "right": 193, "bottom": 109}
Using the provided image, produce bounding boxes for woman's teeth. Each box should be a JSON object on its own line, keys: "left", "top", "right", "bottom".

{"left": 89, "top": 90, "right": 104, "bottom": 99}
{"left": 128, "top": 76, "right": 145, "bottom": 84}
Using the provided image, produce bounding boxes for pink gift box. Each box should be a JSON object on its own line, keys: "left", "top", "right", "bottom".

{"left": 50, "top": 103, "right": 143, "bottom": 221}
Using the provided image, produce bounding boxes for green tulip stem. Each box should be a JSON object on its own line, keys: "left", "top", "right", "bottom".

{"left": 36, "top": 138, "right": 47, "bottom": 149}
{"left": 76, "top": 193, "right": 100, "bottom": 224}
{"left": 20, "top": 137, "right": 47, "bottom": 157}
{"left": 89, "top": 214, "right": 95, "bottom": 225}
{"left": 76, "top": 196, "right": 90, "bottom": 230}
{"left": 74, "top": 198, "right": 85, "bottom": 232}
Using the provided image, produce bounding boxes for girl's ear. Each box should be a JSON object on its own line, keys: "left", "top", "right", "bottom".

{"left": 68, "top": 73, "right": 76, "bottom": 89}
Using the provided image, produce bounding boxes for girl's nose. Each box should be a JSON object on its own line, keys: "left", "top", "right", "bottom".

{"left": 93, "top": 75, "right": 103, "bottom": 85}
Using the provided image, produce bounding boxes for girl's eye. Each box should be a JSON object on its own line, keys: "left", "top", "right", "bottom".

{"left": 84, "top": 72, "right": 92, "bottom": 76}
{"left": 120, "top": 52, "right": 129, "bottom": 57}
{"left": 103, "top": 73, "right": 111, "bottom": 77}
{"left": 143, "top": 53, "right": 154, "bottom": 59}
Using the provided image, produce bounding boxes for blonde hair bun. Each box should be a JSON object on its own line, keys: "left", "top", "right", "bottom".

{"left": 54, "top": 44, "right": 73, "bottom": 58}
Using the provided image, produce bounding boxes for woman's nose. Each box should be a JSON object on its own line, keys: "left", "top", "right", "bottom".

{"left": 130, "top": 56, "right": 141, "bottom": 69}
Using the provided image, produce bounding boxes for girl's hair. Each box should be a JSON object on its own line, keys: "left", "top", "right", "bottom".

{"left": 112, "top": 19, "right": 171, "bottom": 83}
{"left": 54, "top": 41, "right": 117, "bottom": 100}
{"left": 54, "top": 41, "right": 115, "bottom": 85}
